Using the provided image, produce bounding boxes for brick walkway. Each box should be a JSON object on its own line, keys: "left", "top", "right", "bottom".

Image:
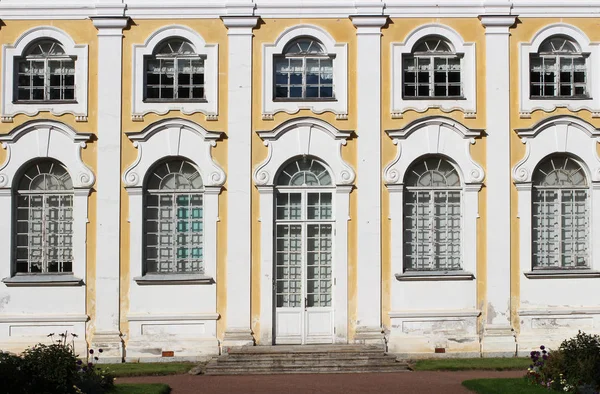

{"left": 118, "top": 370, "right": 524, "bottom": 393}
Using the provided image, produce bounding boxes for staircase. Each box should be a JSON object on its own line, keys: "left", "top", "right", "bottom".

{"left": 204, "top": 344, "right": 411, "bottom": 375}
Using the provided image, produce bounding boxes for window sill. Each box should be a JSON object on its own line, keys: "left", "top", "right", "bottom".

{"left": 2, "top": 274, "right": 83, "bottom": 287}
{"left": 272, "top": 98, "right": 337, "bottom": 102}
{"left": 529, "top": 96, "right": 591, "bottom": 101}
{"left": 13, "top": 100, "right": 78, "bottom": 105}
{"left": 401, "top": 96, "right": 466, "bottom": 101}
{"left": 395, "top": 271, "right": 475, "bottom": 281}
{"left": 143, "top": 99, "right": 208, "bottom": 104}
{"left": 133, "top": 274, "right": 214, "bottom": 285}
{"left": 523, "top": 270, "right": 600, "bottom": 279}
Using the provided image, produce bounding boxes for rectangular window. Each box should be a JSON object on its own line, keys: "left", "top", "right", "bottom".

{"left": 145, "top": 57, "right": 205, "bottom": 101}
{"left": 403, "top": 56, "right": 462, "bottom": 98}
{"left": 530, "top": 55, "right": 587, "bottom": 98}
{"left": 16, "top": 59, "right": 75, "bottom": 102}
{"left": 274, "top": 57, "right": 334, "bottom": 100}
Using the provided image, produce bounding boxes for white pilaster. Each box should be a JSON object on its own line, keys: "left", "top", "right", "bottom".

{"left": 221, "top": 16, "right": 258, "bottom": 348}
{"left": 91, "top": 15, "right": 128, "bottom": 362}
{"left": 480, "top": 12, "right": 518, "bottom": 357}
{"left": 351, "top": 15, "right": 387, "bottom": 344}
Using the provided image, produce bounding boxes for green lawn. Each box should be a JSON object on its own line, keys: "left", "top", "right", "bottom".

{"left": 462, "top": 378, "right": 555, "bottom": 394}
{"left": 112, "top": 383, "right": 171, "bottom": 394}
{"left": 101, "top": 362, "right": 195, "bottom": 377}
{"left": 412, "top": 357, "right": 531, "bottom": 371}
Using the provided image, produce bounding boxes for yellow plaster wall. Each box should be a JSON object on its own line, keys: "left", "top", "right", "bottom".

{"left": 380, "top": 18, "right": 488, "bottom": 331}
{"left": 509, "top": 18, "right": 600, "bottom": 332}
{"left": 250, "top": 18, "right": 358, "bottom": 341}
{"left": 0, "top": 20, "right": 100, "bottom": 342}
{"left": 118, "top": 19, "right": 229, "bottom": 340}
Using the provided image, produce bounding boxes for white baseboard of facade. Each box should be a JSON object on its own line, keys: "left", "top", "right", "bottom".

{"left": 125, "top": 337, "right": 219, "bottom": 361}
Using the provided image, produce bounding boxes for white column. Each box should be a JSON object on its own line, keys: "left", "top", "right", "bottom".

{"left": 334, "top": 185, "right": 352, "bottom": 343}
{"left": 258, "top": 186, "right": 274, "bottom": 345}
{"left": 480, "top": 14, "right": 518, "bottom": 357}
{"left": 351, "top": 16, "right": 387, "bottom": 344}
{"left": 91, "top": 16, "right": 128, "bottom": 362}
{"left": 221, "top": 16, "right": 258, "bottom": 348}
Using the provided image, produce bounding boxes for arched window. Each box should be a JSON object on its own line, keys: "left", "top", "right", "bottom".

{"left": 144, "top": 159, "right": 204, "bottom": 274}
{"left": 274, "top": 37, "right": 334, "bottom": 100}
{"left": 16, "top": 39, "right": 75, "bottom": 102}
{"left": 530, "top": 36, "right": 587, "bottom": 98}
{"left": 532, "top": 155, "right": 589, "bottom": 269}
{"left": 145, "top": 38, "right": 205, "bottom": 101}
{"left": 15, "top": 160, "right": 74, "bottom": 274}
{"left": 403, "top": 157, "right": 462, "bottom": 271}
{"left": 403, "top": 36, "right": 462, "bottom": 98}
{"left": 274, "top": 157, "right": 333, "bottom": 310}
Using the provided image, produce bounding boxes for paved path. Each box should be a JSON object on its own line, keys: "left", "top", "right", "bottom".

{"left": 118, "top": 370, "right": 524, "bottom": 393}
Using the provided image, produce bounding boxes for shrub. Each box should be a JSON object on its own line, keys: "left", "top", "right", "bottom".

{"left": 0, "top": 351, "right": 29, "bottom": 394}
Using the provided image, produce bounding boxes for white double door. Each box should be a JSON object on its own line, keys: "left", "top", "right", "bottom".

{"left": 274, "top": 189, "right": 334, "bottom": 344}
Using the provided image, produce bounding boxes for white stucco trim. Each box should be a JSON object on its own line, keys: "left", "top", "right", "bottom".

{"left": 0, "top": 121, "right": 93, "bottom": 283}
{"left": 123, "top": 118, "right": 225, "bottom": 281}
{"left": 391, "top": 24, "right": 476, "bottom": 118}
{"left": 254, "top": 117, "right": 355, "bottom": 344}
{"left": 384, "top": 117, "right": 484, "bottom": 280}
{"left": 519, "top": 24, "right": 600, "bottom": 118}
{"left": 131, "top": 25, "right": 218, "bottom": 121}
{"left": 513, "top": 115, "right": 600, "bottom": 273}
{"left": 261, "top": 25, "right": 348, "bottom": 119}
{"left": 1, "top": 27, "right": 89, "bottom": 122}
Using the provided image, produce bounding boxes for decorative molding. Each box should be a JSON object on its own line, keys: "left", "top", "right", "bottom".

{"left": 395, "top": 271, "right": 475, "bottom": 281}
{"left": 391, "top": 24, "right": 477, "bottom": 117}
{"left": 519, "top": 23, "right": 600, "bottom": 115}
{"left": 2, "top": 274, "right": 84, "bottom": 287}
{"left": 523, "top": 270, "right": 600, "bottom": 279}
{"left": 127, "top": 313, "right": 220, "bottom": 322}
{"left": 519, "top": 307, "right": 600, "bottom": 316}
{"left": 262, "top": 24, "right": 348, "bottom": 118}
{"left": 388, "top": 310, "right": 481, "bottom": 319}
{"left": 253, "top": 117, "right": 355, "bottom": 186}
{"left": 1, "top": 26, "right": 89, "bottom": 120}
{"left": 131, "top": 25, "right": 218, "bottom": 119}
{"left": 0, "top": 314, "right": 89, "bottom": 323}
{"left": 133, "top": 274, "right": 215, "bottom": 285}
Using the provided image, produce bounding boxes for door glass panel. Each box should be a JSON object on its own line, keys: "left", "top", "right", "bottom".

{"left": 306, "top": 224, "right": 332, "bottom": 308}
{"left": 276, "top": 224, "right": 302, "bottom": 308}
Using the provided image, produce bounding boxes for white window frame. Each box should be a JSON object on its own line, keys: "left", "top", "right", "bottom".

{"left": 391, "top": 24, "right": 476, "bottom": 119}
{"left": 123, "top": 118, "right": 225, "bottom": 285}
{"left": 0, "top": 120, "right": 94, "bottom": 286}
{"left": 384, "top": 117, "right": 484, "bottom": 280}
{"left": 519, "top": 24, "right": 600, "bottom": 118}
{"left": 513, "top": 116, "right": 600, "bottom": 278}
{"left": 1, "top": 27, "right": 88, "bottom": 122}
{"left": 262, "top": 25, "right": 348, "bottom": 120}
{"left": 253, "top": 117, "right": 355, "bottom": 344}
{"left": 132, "top": 26, "right": 218, "bottom": 121}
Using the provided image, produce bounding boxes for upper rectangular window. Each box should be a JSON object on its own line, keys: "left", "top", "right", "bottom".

{"left": 273, "top": 38, "right": 334, "bottom": 100}
{"left": 529, "top": 36, "right": 588, "bottom": 99}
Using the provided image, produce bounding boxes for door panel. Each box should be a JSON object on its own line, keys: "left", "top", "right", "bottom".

{"left": 275, "top": 308, "right": 303, "bottom": 344}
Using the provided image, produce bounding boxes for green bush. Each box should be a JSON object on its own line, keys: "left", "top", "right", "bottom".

{"left": 0, "top": 351, "right": 29, "bottom": 394}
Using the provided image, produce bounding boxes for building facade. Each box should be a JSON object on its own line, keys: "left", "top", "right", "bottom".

{"left": 1, "top": 0, "right": 600, "bottom": 362}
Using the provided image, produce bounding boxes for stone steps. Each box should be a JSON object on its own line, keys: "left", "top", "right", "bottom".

{"left": 204, "top": 345, "right": 410, "bottom": 375}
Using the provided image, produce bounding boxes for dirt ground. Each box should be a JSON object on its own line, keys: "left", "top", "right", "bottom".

{"left": 118, "top": 370, "right": 524, "bottom": 393}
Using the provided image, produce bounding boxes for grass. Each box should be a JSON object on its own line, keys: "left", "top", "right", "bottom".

{"left": 112, "top": 383, "right": 171, "bottom": 394}
{"left": 101, "top": 362, "right": 195, "bottom": 377}
{"left": 462, "top": 378, "right": 555, "bottom": 394}
{"left": 412, "top": 357, "right": 531, "bottom": 371}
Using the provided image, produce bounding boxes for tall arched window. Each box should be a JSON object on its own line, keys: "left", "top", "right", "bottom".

{"left": 15, "top": 160, "right": 74, "bottom": 274}
{"left": 145, "top": 38, "right": 205, "bottom": 101}
{"left": 275, "top": 157, "right": 333, "bottom": 310}
{"left": 274, "top": 37, "right": 334, "bottom": 100}
{"left": 532, "top": 155, "right": 589, "bottom": 269}
{"left": 16, "top": 39, "right": 75, "bottom": 102}
{"left": 530, "top": 36, "right": 588, "bottom": 98}
{"left": 403, "top": 157, "right": 462, "bottom": 271}
{"left": 403, "top": 36, "right": 462, "bottom": 98}
{"left": 144, "top": 159, "right": 204, "bottom": 274}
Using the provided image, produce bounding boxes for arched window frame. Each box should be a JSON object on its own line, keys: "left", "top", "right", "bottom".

{"left": 513, "top": 116, "right": 600, "bottom": 278}
{"left": 0, "top": 121, "right": 94, "bottom": 286}
{"left": 391, "top": 24, "right": 476, "bottom": 118}
{"left": 384, "top": 117, "right": 484, "bottom": 281}
{"left": 131, "top": 26, "right": 218, "bottom": 121}
{"left": 262, "top": 25, "right": 348, "bottom": 120}
{"left": 123, "top": 118, "right": 225, "bottom": 285}
{"left": 519, "top": 24, "right": 600, "bottom": 118}
{"left": 1, "top": 27, "right": 88, "bottom": 121}
{"left": 253, "top": 117, "right": 355, "bottom": 345}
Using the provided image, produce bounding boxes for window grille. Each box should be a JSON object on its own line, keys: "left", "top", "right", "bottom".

{"left": 274, "top": 38, "right": 334, "bottom": 100}
{"left": 15, "top": 161, "right": 73, "bottom": 274}
{"left": 530, "top": 36, "right": 588, "bottom": 98}
{"left": 403, "top": 157, "right": 462, "bottom": 271}
{"left": 403, "top": 37, "right": 462, "bottom": 98}
{"left": 145, "top": 39, "right": 205, "bottom": 101}
{"left": 16, "top": 40, "right": 75, "bottom": 102}
{"left": 532, "top": 155, "right": 589, "bottom": 269}
{"left": 275, "top": 158, "right": 333, "bottom": 309}
{"left": 144, "top": 159, "right": 204, "bottom": 274}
